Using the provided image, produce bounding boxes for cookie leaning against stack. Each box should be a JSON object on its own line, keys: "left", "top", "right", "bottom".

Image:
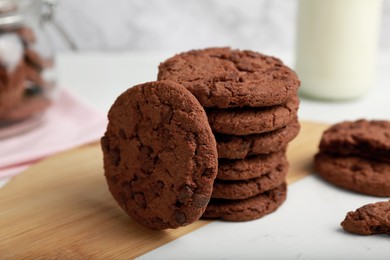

{"left": 101, "top": 81, "right": 218, "bottom": 230}
{"left": 315, "top": 119, "right": 390, "bottom": 197}
{"left": 159, "top": 47, "right": 301, "bottom": 221}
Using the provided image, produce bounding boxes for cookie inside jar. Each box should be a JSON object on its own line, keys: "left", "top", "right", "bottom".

{"left": 0, "top": 0, "right": 56, "bottom": 137}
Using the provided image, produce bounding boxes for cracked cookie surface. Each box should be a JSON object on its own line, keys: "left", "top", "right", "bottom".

{"left": 158, "top": 47, "right": 300, "bottom": 108}
{"left": 101, "top": 80, "right": 218, "bottom": 229}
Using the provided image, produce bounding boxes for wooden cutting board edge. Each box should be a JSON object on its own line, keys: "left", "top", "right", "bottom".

{"left": 0, "top": 120, "right": 329, "bottom": 259}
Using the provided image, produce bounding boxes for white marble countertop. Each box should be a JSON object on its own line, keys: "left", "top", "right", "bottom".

{"left": 58, "top": 50, "right": 390, "bottom": 124}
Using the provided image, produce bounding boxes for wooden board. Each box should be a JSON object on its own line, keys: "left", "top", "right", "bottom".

{"left": 0, "top": 121, "right": 328, "bottom": 258}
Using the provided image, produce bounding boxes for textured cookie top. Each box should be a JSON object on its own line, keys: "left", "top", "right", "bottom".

{"left": 101, "top": 80, "right": 218, "bottom": 230}
{"left": 319, "top": 119, "right": 390, "bottom": 163}
{"left": 158, "top": 47, "right": 300, "bottom": 108}
{"left": 341, "top": 201, "right": 390, "bottom": 235}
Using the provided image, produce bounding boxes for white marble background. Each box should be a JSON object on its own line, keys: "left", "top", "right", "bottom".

{"left": 50, "top": 0, "right": 390, "bottom": 52}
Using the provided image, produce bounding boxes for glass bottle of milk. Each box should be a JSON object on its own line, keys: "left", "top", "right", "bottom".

{"left": 295, "top": 0, "right": 383, "bottom": 100}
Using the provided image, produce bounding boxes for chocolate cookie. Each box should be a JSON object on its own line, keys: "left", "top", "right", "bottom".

{"left": 212, "top": 162, "right": 287, "bottom": 200}
{"left": 101, "top": 80, "right": 218, "bottom": 230}
{"left": 217, "top": 119, "right": 300, "bottom": 159}
{"left": 341, "top": 201, "right": 390, "bottom": 235}
{"left": 218, "top": 150, "right": 287, "bottom": 180}
{"left": 314, "top": 152, "right": 390, "bottom": 197}
{"left": 158, "top": 47, "right": 300, "bottom": 108}
{"left": 16, "top": 27, "right": 36, "bottom": 44}
{"left": 4, "top": 94, "right": 51, "bottom": 121}
{"left": 207, "top": 96, "right": 299, "bottom": 135}
{"left": 319, "top": 119, "right": 390, "bottom": 163}
{"left": 202, "top": 183, "right": 287, "bottom": 221}
{"left": 0, "top": 61, "right": 26, "bottom": 119}
{"left": 25, "top": 48, "right": 46, "bottom": 71}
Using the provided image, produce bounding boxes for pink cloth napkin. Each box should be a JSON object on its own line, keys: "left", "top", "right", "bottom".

{"left": 0, "top": 89, "right": 107, "bottom": 179}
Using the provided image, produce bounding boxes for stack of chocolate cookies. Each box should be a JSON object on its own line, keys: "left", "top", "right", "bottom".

{"left": 158, "top": 47, "right": 300, "bottom": 221}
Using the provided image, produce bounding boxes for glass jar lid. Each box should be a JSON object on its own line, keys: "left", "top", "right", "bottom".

{"left": 0, "top": 0, "right": 43, "bottom": 29}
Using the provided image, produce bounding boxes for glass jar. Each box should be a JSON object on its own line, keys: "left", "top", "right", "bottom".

{"left": 0, "top": 0, "right": 56, "bottom": 138}
{"left": 295, "top": 0, "right": 383, "bottom": 101}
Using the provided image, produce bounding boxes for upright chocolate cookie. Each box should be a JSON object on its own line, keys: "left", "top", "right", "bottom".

{"left": 158, "top": 47, "right": 300, "bottom": 108}
{"left": 101, "top": 80, "right": 218, "bottom": 230}
{"left": 212, "top": 162, "right": 287, "bottom": 200}
{"left": 341, "top": 201, "right": 390, "bottom": 235}
{"left": 314, "top": 152, "right": 390, "bottom": 197}
{"left": 207, "top": 96, "right": 299, "bottom": 135}
{"left": 218, "top": 150, "right": 287, "bottom": 180}
{"left": 202, "top": 183, "right": 287, "bottom": 221}
{"left": 319, "top": 119, "right": 390, "bottom": 163}
{"left": 217, "top": 119, "right": 300, "bottom": 159}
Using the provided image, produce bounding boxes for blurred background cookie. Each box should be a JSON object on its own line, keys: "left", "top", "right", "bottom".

{"left": 315, "top": 119, "right": 390, "bottom": 197}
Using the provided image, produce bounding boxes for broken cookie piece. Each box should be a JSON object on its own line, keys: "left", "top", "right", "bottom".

{"left": 341, "top": 201, "right": 390, "bottom": 235}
